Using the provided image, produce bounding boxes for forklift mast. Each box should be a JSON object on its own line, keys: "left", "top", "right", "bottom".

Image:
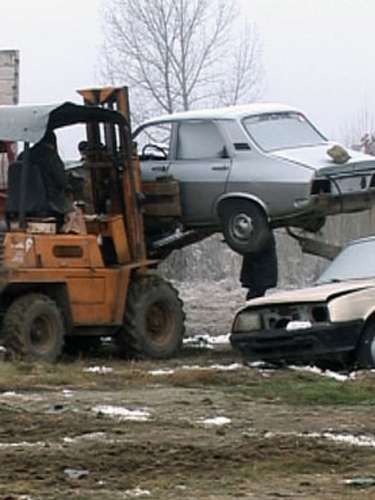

{"left": 77, "top": 87, "right": 146, "bottom": 262}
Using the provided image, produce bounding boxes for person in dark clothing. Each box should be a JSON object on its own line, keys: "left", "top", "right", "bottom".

{"left": 240, "top": 231, "right": 278, "bottom": 300}
{"left": 28, "top": 129, "right": 68, "bottom": 219}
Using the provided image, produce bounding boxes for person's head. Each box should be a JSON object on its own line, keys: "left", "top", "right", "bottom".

{"left": 78, "top": 140, "right": 88, "bottom": 158}
{"left": 78, "top": 140, "right": 88, "bottom": 153}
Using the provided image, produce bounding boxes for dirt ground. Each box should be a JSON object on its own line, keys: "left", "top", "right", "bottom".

{"left": 1, "top": 281, "right": 375, "bottom": 500}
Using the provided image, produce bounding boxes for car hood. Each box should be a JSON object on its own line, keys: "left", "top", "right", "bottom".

{"left": 272, "top": 144, "right": 375, "bottom": 174}
{"left": 244, "top": 279, "right": 375, "bottom": 308}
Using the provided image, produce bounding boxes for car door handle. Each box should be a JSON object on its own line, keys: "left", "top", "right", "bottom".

{"left": 151, "top": 165, "right": 167, "bottom": 172}
{"left": 211, "top": 165, "right": 230, "bottom": 171}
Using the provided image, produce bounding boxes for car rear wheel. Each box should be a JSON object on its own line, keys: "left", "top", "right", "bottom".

{"left": 355, "top": 321, "right": 375, "bottom": 369}
{"left": 220, "top": 199, "right": 270, "bottom": 254}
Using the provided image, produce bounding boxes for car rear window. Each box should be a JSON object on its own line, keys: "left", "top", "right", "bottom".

{"left": 243, "top": 112, "right": 326, "bottom": 152}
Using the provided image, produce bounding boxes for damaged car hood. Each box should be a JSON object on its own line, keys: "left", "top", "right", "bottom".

{"left": 245, "top": 279, "right": 375, "bottom": 308}
{"left": 272, "top": 144, "right": 375, "bottom": 174}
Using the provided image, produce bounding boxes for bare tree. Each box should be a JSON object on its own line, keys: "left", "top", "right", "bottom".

{"left": 101, "top": 0, "right": 264, "bottom": 121}
{"left": 341, "top": 105, "right": 375, "bottom": 151}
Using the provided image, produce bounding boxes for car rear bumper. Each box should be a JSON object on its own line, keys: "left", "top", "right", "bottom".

{"left": 230, "top": 321, "right": 363, "bottom": 363}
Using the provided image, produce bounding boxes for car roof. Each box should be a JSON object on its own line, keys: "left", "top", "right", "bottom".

{"left": 136, "top": 102, "right": 299, "bottom": 130}
{"left": 0, "top": 102, "right": 126, "bottom": 143}
{"left": 345, "top": 235, "right": 375, "bottom": 248}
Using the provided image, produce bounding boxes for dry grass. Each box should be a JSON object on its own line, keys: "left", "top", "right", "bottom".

{"left": 1, "top": 354, "right": 375, "bottom": 407}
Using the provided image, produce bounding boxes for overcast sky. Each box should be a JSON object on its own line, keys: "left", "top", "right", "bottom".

{"left": 1, "top": 0, "right": 375, "bottom": 153}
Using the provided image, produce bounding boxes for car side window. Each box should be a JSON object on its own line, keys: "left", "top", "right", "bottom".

{"left": 177, "top": 121, "right": 226, "bottom": 160}
{"left": 136, "top": 123, "right": 172, "bottom": 161}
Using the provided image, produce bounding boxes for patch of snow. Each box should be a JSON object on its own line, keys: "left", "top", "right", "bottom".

{"left": 63, "top": 432, "right": 107, "bottom": 444}
{"left": 92, "top": 405, "right": 151, "bottom": 421}
{"left": 289, "top": 365, "right": 356, "bottom": 382}
{"left": 175, "top": 485, "right": 187, "bottom": 491}
{"left": 1, "top": 391, "right": 18, "bottom": 397}
{"left": 84, "top": 366, "right": 113, "bottom": 374}
{"left": 200, "top": 416, "right": 231, "bottom": 427}
{"left": 181, "top": 363, "right": 242, "bottom": 372}
{"left": 183, "top": 333, "right": 230, "bottom": 348}
{"left": 124, "top": 487, "right": 151, "bottom": 498}
{"left": 149, "top": 362, "right": 242, "bottom": 376}
{"left": 148, "top": 368, "right": 175, "bottom": 376}
{"left": 0, "top": 441, "right": 47, "bottom": 449}
{"left": 0, "top": 391, "right": 43, "bottom": 401}
{"left": 210, "top": 362, "right": 242, "bottom": 371}
{"left": 264, "top": 430, "right": 375, "bottom": 448}
{"left": 64, "top": 467, "right": 89, "bottom": 479}
{"left": 316, "top": 431, "right": 375, "bottom": 448}
{"left": 61, "top": 389, "right": 73, "bottom": 397}
{"left": 343, "top": 477, "right": 375, "bottom": 487}
{"left": 247, "top": 361, "right": 269, "bottom": 368}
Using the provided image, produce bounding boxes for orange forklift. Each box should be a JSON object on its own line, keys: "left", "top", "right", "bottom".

{"left": 0, "top": 87, "right": 184, "bottom": 361}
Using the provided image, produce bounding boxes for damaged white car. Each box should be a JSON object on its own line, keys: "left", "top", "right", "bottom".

{"left": 230, "top": 237, "right": 375, "bottom": 369}
{"left": 135, "top": 104, "right": 375, "bottom": 254}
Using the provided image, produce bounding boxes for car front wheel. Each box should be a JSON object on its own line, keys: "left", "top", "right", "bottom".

{"left": 220, "top": 200, "right": 271, "bottom": 254}
{"left": 355, "top": 321, "right": 375, "bottom": 369}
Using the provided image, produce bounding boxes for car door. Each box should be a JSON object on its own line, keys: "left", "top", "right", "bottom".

{"left": 136, "top": 122, "right": 172, "bottom": 181}
{"left": 168, "top": 119, "right": 232, "bottom": 225}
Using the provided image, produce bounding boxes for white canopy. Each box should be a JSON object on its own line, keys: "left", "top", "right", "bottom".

{"left": 0, "top": 102, "right": 127, "bottom": 143}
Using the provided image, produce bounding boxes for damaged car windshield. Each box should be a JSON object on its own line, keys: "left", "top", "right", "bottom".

{"left": 243, "top": 112, "right": 326, "bottom": 152}
{"left": 316, "top": 239, "right": 375, "bottom": 284}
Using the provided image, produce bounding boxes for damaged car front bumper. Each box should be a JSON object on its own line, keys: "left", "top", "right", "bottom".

{"left": 230, "top": 320, "right": 364, "bottom": 364}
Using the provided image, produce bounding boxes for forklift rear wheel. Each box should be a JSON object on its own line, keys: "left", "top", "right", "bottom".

{"left": 3, "top": 293, "right": 65, "bottom": 362}
{"left": 118, "top": 275, "right": 185, "bottom": 359}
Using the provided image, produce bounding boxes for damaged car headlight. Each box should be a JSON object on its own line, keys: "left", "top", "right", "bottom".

{"left": 232, "top": 312, "right": 261, "bottom": 333}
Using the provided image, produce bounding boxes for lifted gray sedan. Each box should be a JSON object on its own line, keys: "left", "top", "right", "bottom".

{"left": 230, "top": 237, "right": 375, "bottom": 369}
{"left": 134, "top": 104, "right": 375, "bottom": 254}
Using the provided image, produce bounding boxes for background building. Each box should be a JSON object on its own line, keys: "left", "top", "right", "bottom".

{"left": 0, "top": 50, "right": 19, "bottom": 105}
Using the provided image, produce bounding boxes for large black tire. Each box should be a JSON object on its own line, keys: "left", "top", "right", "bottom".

{"left": 117, "top": 275, "right": 185, "bottom": 359}
{"left": 3, "top": 293, "right": 65, "bottom": 362}
{"left": 220, "top": 199, "right": 270, "bottom": 254}
{"left": 355, "top": 322, "right": 375, "bottom": 369}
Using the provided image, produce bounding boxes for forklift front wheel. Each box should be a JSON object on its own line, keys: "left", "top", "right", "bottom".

{"left": 3, "top": 293, "right": 65, "bottom": 362}
{"left": 118, "top": 275, "right": 185, "bottom": 359}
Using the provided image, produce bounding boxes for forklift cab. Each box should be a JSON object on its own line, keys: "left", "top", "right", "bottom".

{"left": 0, "top": 100, "right": 146, "bottom": 264}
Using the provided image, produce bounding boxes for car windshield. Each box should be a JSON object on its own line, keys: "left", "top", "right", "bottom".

{"left": 243, "top": 112, "right": 326, "bottom": 152}
{"left": 316, "top": 239, "right": 375, "bottom": 284}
